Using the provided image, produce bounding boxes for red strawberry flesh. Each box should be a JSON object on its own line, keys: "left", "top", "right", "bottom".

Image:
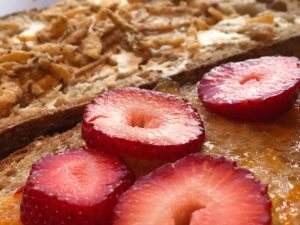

{"left": 21, "top": 148, "right": 134, "bottom": 225}
{"left": 198, "top": 56, "right": 300, "bottom": 121}
{"left": 113, "top": 154, "right": 271, "bottom": 225}
{"left": 82, "top": 88, "right": 205, "bottom": 160}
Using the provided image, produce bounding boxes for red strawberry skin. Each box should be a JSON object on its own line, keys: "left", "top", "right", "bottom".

{"left": 113, "top": 154, "right": 272, "bottom": 225}
{"left": 21, "top": 148, "right": 134, "bottom": 225}
{"left": 82, "top": 88, "right": 205, "bottom": 161}
{"left": 198, "top": 56, "right": 300, "bottom": 121}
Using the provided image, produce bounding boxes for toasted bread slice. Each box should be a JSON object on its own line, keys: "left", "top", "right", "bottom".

{"left": 1, "top": 79, "right": 300, "bottom": 224}
{"left": 1, "top": 0, "right": 300, "bottom": 157}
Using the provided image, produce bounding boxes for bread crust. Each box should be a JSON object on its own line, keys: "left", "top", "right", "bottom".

{"left": 0, "top": 104, "right": 85, "bottom": 158}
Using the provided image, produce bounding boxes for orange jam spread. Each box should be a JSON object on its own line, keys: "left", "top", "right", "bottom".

{"left": 161, "top": 82, "right": 299, "bottom": 225}
{"left": 0, "top": 190, "right": 23, "bottom": 225}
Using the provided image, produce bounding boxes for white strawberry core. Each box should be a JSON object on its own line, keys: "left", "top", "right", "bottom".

{"left": 86, "top": 89, "right": 203, "bottom": 145}
{"left": 31, "top": 149, "right": 124, "bottom": 205}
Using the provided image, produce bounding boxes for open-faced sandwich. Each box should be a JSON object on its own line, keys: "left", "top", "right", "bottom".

{"left": 0, "top": 1, "right": 300, "bottom": 225}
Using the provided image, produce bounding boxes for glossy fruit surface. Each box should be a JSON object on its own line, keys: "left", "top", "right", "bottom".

{"left": 21, "top": 148, "right": 134, "bottom": 225}
{"left": 113, "top": 154, "right": 272, "bottom": 225}
{"left": 82, "top": 88, "right": 205, "bottom": 160}
{"left": 198, "top": 56, "right": 300, "bottom": 121}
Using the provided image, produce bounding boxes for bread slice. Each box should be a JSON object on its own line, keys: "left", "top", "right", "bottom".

{"left": 1, "top": 78, "right": 300, "bottom": 224}
{"left": 1, "top": 0, "right": 300, "bottom": 157}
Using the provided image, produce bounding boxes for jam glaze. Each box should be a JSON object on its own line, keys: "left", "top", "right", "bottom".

{"left": 176, "top": 83, "right": 300, "bottom": 225}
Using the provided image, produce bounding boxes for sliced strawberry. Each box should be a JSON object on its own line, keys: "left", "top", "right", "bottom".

{"left": 82, "top": 88, "right": 205, "bottom": 160}
{"left": 113, "top": 154, "right": 272, "bottom": 225}
{"left": 21, "top": 148, "right": 134, "bottom": 225}
{"left": 198, "top": 56, "right": 300, "bottom": 121}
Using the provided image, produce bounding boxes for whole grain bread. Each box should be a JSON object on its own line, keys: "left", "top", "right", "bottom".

{"left": 0, "top": 0, "right": 300, "bottom": 157}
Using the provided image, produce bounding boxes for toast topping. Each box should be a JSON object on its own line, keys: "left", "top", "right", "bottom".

{"left": 82, "top": 88, "right": 205, "bottom": 160}
{"left": 113, "top": 154, "right": 271, "bottom": 225}
{"left": 198, "top": 56, "right": 300, "bottom": 121}
{"left": 21, "top": 148, "right": 134, "bottom": 225}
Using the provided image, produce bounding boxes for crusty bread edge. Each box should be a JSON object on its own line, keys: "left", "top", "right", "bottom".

{"left": 0, "top": 104, "right": 86, "bottom": 158}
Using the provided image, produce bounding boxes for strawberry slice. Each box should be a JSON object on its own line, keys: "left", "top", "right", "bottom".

{"left": 82, "top": 88, "right": 205, "bottom": 160}
{"left": 198, "top": 56, "right": 300, "bottom": 121}
{"left": 113, "top": 154, "right": 272, "bottom": 225}
{"left": 21, "top": 148, "right": 134, "bottom": 225}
